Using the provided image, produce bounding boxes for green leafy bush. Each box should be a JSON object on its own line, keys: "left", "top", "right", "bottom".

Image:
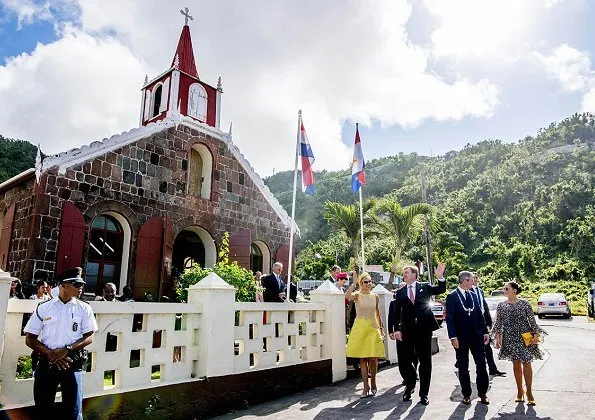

{"left": 177, "top": 232, "right": 256, "bottom": 302}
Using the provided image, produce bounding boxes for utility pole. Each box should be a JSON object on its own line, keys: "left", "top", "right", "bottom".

{"left": 421, "top": 171, "right": 434, "bottom": 284}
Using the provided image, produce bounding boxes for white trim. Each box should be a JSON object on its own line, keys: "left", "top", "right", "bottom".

{"left": 159, "top": 78, "right": 170, "bottom": 113}
{"left": 188, "top": 83, "right": 207, "bottom": 122}
{"left": 189, "top": 143, "right": 213, "bottom": 199}
{"left": 41, "top": 116, "right": 297, "bottom": 233}
{"left": 0, "top": 168, "right": 35, "bottom": 192}
{"left": 252, "top": 240, "right": 270, "bottom": 273}
{"left": 215, "top": 89, "right": 222, "bottom": 129}
{"left": 150, "top": 82, "right": 164, "bottom": 119}
{"left": 169, "top": 69, "right": 180, "bottom": 112}
{"left": 178, "top": 226, "right": 217, "bottom": 267}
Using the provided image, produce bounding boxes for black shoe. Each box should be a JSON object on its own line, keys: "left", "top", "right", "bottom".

{"left": 401, "top": 379, "right": 407, "bottom": 385}
{"left": 489, "top": 370, "right": 506, "bottom": 376}
{"left": 420, "top": 396, "right": 429, "bottom": 405}
{"left": 479, "top": 394, "right": 490, "bottom": 405}
{"left": 403, "top": 388, "right": 413, "bottom": 401}
{"left": 462, "top": 396, "right": 471, "bottom": 405}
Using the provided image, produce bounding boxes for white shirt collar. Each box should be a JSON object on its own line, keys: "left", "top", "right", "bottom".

{"left": 457, "top": 286, "right": 468, "bottom": 294}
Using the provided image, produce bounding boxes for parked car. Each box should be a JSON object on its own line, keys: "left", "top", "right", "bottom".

{"left": 537, "top": 293, "right": 571, "bottom": 319}
{"left": 490, "top": 289, "right": 505, "bottom": 297}
{"left": 484, "top": 296, "right": 507, "bottom": 322}
{"left": 430, "top": 300, "right": 445, "bottom": 326}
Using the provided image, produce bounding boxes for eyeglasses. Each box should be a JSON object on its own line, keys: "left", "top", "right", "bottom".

{"left": 362, "top": 280, "right": 372, "bottom": 284}
{"left": 63, "top": 282, "right": 84, "bottom": 289}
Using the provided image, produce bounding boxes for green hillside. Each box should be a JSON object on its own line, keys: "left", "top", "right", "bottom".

{"left": 264, "top": 113, "right": 595, "bottom": 313}
{"left": 0, "top": 135, "right": 40, "bottom": 183}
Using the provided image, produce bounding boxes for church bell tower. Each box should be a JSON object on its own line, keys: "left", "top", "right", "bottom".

{"left": 139, "top": 7, "right": 223, "bottom": 129}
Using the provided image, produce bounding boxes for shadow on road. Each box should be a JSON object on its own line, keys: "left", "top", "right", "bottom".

{"left": 312, "top": 385, "right": 428, "bottom": 420}
{"left": 491, "top": 403, "right": 552, "bottom": 419}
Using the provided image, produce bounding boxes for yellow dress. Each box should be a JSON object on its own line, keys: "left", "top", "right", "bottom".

{"left": 346, "top": 292, "right": 386, "bottom": 358}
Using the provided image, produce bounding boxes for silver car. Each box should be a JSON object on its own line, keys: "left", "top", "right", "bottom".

{"left": 485, "top": 296, "right": 507, "bottom": 322}
{"left": 537, "top": 293, "right": 571, "bottom": 319}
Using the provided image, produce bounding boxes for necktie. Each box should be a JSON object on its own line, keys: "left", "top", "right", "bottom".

{"left": 465, "top": 291, "right": 471, "bottom": 306}
{"left": 408, "top": 285, "right": 415, "bottom": 304}
{"left": 276, "top": 274, "right": 282, "bottom": 289}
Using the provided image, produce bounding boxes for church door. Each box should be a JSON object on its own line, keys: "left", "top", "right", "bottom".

{"left": 134, "top": 216, "right": 163, "bottom": 300}
{"left": 229, "top": 228, "right": 251, "bottom": 270}
{"left": 56, "top": 202, "right": 86, "bottom": 274}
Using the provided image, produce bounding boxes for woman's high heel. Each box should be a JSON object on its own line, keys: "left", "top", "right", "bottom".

{"left": 360, "top": 389, "right": 370, "bottom": 399}
{"left": 515, "top": 393, "right": 524, "bottom": 403}
{"left": 527, "top": 398, "right": 536, "bottom": 406}
{"left": 371, "top": 386, "right": 377, "bottom": 396}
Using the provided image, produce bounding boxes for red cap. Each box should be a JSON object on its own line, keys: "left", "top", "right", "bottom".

{"left": 336, "top": 272, "right": 347, "bottom": 280}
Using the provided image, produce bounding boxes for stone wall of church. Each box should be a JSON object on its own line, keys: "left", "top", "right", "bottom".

{"left": 20, "top": 124, "right": 289, "bottom": 286}
{"left": 0, "top": 176, "right": 40, "bottom": 281}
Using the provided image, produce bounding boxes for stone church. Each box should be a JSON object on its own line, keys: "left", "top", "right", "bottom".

{"left": 0, "top": 18, "right": 295, "bottom": 299}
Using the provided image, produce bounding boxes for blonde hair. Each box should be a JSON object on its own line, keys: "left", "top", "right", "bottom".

{"left": 358, "top": 272, "right": 371, "bottom": 286}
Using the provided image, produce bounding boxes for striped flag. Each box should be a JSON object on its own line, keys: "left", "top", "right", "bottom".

{"left": 351, "top": 124, "right": 365, "bottom": 193}
{"left": 299, "top": 121, "right": 315, "bottom": 195}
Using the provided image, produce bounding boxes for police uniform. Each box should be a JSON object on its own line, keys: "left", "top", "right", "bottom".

{"left": 24, "top": 287, "right": 98, "bottom": 419}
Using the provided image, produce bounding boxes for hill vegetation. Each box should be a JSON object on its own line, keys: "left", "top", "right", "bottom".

{"left": 264, "top": 113, "right": 595, "bottom": 314}
{"left": 0, "top": 135, "right": 40, "bottom": 183}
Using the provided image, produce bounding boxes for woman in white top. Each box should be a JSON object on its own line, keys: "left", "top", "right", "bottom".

{"left": 29, "top": 281, "right": 51, "bottom": 302}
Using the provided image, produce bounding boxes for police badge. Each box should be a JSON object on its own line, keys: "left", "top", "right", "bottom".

{"left": 72, "top": 322, "right": 78, "bottom": 332}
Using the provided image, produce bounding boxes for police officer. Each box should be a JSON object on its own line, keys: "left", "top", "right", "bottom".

{"left": 24, "top": 267, "right": 98, "bottom": 419}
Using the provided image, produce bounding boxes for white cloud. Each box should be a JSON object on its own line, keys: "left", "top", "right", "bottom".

{"left": 543, "top": 0, "right": 566, "bottom": 7}
{"left": 422, "top": 0, "right": 540, "bottom": 61}
{"left": 534, "top": 44, "right": 595, "bottom": 111}
{"left": 0, "top": 0, "right": 500, "bottom": 175}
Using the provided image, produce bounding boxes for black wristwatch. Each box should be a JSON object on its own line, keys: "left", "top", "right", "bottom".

{"left": 65, "top": 345, "right": 73, "bottom": 352}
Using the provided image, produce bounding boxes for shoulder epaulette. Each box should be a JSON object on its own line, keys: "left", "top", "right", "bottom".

{"left": 35, "top": 299, "right": 51, "bottom": 321}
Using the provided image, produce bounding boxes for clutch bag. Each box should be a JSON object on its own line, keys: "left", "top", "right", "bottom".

{"left": 521, "top": 331, "right": 542, "bottom": 347}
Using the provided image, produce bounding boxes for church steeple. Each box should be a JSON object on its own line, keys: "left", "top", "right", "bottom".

{"left": 138, "top": 7, "right": 223, "bottom": 129}
{"left": 171, "top": 9, "right": 198, "bottom": 78}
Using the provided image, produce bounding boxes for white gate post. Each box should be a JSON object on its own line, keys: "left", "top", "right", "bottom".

{"left": 373, "top": 285, "right": 397, "bottom": 364}
{"left": 187, "top": 273, "right": 236, "bottom": 378}
{"left": 310, "top": 280, "right": 346, "bottom": 382}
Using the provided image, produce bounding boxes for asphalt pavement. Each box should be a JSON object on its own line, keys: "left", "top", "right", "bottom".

{"left": 215, "top": 316, "right": 595, "bottom": 420}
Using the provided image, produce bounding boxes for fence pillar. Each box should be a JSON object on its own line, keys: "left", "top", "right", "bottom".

{"left": 0, "top": 270, "right": 15, "bottom": 369}
{"left": 310, "top": 280, "right": 346, "bottom": 382}
{"left": 187, "top": 273, "right": 236, "bottom": 378}
{"left": 373, "top": 285, "right": 397, "bottom": 364}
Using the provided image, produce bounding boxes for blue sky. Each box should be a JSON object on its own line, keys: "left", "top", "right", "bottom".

{"left": 1, "top": 0, "right": 594, "bottom": 175}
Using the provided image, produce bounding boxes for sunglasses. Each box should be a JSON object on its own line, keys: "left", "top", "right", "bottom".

{"left": 362, "top": 280, "right": 372, "bottom": 284}
{"left": 63, "top": 282, "right": 84, "bottom": 289}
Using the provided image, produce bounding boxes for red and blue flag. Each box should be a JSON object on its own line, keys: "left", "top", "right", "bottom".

{"left": 352, "top": 124, "right": 365, "bottom": 193}
{"left": 299, "top": 121, "right": 315, "bottom": 195}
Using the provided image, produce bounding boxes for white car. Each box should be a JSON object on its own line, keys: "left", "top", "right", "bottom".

{"left": 484, "top": 296, "right": 507, "bottom": 322}
{"left": 537, "top": 293, "right": 571, "bottom": 319}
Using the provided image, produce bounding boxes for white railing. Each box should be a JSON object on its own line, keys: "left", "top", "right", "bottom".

{"left": 0, "top": 272, "right": 350, "bottom": 410}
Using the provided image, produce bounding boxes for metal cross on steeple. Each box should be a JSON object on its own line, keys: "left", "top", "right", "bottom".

{"left": 180, "top": 7, "right": 193, "bottom": 26}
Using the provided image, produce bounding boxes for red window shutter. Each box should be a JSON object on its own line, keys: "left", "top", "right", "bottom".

{"left": 134, "top": 216, "right": 163, "bottom": 300}
{"left": 160, "top": 216, "right": 173, "bottom": 298}
{"left": 275, "top": 244, "right": 291, "bottom": 276}
{"left": 56, "top": 202, "right": 86, "bottom": 274}
{"left": 0, "top": 204, "right": 16, "bottom": 271}
{"left": 229, "top": 228, "right": 252, "bottom": 270}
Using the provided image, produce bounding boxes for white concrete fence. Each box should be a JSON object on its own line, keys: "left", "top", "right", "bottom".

{"left": 0, "top": 270, "right": 397, "bottom": 410}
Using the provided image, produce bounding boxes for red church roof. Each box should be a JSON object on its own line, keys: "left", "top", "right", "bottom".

{"left": 171, "top": 25, "right": 198, "bottom": 78}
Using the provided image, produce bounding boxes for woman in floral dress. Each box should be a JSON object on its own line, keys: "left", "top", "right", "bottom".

{"left": 493, "top": 281, "right": 546, "bottom": 406}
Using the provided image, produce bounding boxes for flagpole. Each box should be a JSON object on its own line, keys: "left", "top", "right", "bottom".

{"left": 358, "top": 186, "right": 365, "bottom": 274}
{"left": 286, "top": 110, "right": 301, "bottom": 302}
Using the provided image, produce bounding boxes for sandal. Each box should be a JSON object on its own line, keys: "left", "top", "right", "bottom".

{"left": 360, "top": 389, "right": 370, "bottom": 399}
{"left": 371, "top": 386, "right": 377, "bottom": 396}
{"left": 515, "top": 393, "right": 524, "bottom": 403}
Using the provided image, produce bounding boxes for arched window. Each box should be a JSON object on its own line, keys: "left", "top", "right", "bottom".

{"left": 87, "top": 215, "right": 124, "bottom": 295}
{"left": 188, "top": 143, "right": 213, "bottom": 199}
{"left": 250, "top": 244, "right": 263, "bottom": 273}
{"left": 188, "top": 83, "right": 207, "bottom": 122}
{"left": 152, "top": 84, "right": 163, "bottom": 118}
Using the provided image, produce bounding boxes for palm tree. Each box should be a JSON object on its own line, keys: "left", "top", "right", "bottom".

{"left": 370, "top": 198, "right": 434, "bottom": 265}
{"left": 323, "top": 200, "right": 375, "bottom": 273}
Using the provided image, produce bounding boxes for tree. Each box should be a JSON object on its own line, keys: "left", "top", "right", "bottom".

{"left": 323, "top": 199, "right": 375, "bottom": 273}
{"left": 370, "top": 199, "right": 433, "bottom": 265}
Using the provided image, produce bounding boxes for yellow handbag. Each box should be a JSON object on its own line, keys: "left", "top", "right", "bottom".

{"left": 521, "top": 331, "right": 542, "bottom": 347}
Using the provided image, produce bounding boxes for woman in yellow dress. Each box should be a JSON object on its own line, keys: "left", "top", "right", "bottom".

{"left": 346, "top": 272, "right": 386, "bottom": 398}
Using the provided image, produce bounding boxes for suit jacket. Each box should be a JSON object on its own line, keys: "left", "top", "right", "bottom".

{"left": 262, "top": 273, "right": 297, "bottom": 302}
{"left": 445, "top": 288, "right": 488, "bottom": 346}
{"left": 388, "top": 280, "right": 446, "bottom": 335}
{"left": 472, "top": 286, "right": 492, "bottom": 328}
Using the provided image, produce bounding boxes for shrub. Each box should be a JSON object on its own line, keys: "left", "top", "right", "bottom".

{"left": 177, "top": 232, "right": 256, "bottom": 302}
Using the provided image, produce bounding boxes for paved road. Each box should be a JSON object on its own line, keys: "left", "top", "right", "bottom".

{"left": 215, "top": 316, "right": 595, "bottom": 420}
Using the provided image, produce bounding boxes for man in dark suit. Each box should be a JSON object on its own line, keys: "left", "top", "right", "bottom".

{"left": 446, "top": 271, "right": 490, "bottom": 405}
{"left": 262, "top": 262, "right": 294, "bottom": 302}
{"left": 388, "top": 263, "right": 446, "bottom": 406}
{"left": 472, "top": 272, "right": 505, "bottom": 376}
